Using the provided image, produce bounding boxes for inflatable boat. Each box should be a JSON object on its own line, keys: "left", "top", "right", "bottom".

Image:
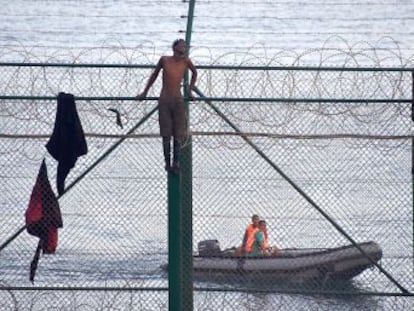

{"left": 193, "top": 240, "right": 383, "bottom": 284}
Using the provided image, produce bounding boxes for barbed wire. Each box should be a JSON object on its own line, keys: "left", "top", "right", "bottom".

{"left": 0, "top": 39, "right": 412, "bottom": 157}
{"left": 0, "top": 36, "right": 413, "bottom": 66}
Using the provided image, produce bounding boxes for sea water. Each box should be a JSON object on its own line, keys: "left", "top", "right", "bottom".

{"left": 0, "top": 1, "right": 413, "bottom": 310}
{"left": 0, "top": 0, "right": 413, "bottom": 66}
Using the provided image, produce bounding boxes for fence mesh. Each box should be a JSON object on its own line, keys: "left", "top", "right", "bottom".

{"left": 0, "top": 64, "right": 413, "bottom": 310}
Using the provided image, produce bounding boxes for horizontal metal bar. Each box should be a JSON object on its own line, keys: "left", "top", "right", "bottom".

{"left": 0, "top": 62, "right": 413, "bottom": 72}
{"left": 1, "top": 285, "right": 412, "bottom": 297}
{"left": 1, "top": 132, "right": 412, "bottom": 140}
{"left": 196, "top": 97, "right": 412, "bottom": 103}
{"left": 0, "top": 62, "right": 154, "bottom": 69}
{"left": 197, "top": 65, "right": 414, "bottom": 72}
{"left": 0, "top": 96, "right": 411, "bottom": 103}
{"left": 195, "top": 286, "right": 414, "bottom": 297}
{"left": 0, "top": 286, "right": 168, "bottom": 291}
{"left": 0, "top": 96, "right": 156, "bottom": 101}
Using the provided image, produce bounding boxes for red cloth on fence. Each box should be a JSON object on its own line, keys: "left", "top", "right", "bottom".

{"left": 25, "top": 159, "right": 62, "bottom": 254}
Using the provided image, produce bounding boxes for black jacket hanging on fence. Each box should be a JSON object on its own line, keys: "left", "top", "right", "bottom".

{"left": 46, "top": 92, "right": 88, "bottom": 195}
{"left": 25, "top": 159, "right": 62, "bottom": 282}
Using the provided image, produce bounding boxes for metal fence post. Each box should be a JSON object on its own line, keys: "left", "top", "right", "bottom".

{"left": 168, "top": 172, "right": 182, "bottom": 311}
{"left": 181, "top": 139, "right": 193, "bottom": 310}
{"left": 179, "top": 0, "right": 196, "bottom": 310}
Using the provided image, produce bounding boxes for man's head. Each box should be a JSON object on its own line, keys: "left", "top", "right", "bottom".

{"left": 172, "top": 39, "right": 187, "bottom": 56}
{"left": 252, "top": 214, "right": 260, "bottom": 226}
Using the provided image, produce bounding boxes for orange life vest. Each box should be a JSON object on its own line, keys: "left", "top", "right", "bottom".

{"left": 244, "top": 224, "right": 259, "bottom": 252}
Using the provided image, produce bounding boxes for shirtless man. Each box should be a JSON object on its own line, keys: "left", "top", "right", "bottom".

{"left": 137, "top": 39, "right": 197, "bottom": 173}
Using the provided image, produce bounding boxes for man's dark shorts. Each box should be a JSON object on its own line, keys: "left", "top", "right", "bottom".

{"left": 158, "top": 95, "right": 187, "bottom": 139}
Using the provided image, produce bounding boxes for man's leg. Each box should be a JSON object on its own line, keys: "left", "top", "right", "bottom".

{"left": 163, "top": 136, "right": 171, "bottom": 171}
{"left": 172, "top": 138, "right": 181, "bottom": 173}
{"left": 159, "top": 97, "right": 173, "bottom": 172}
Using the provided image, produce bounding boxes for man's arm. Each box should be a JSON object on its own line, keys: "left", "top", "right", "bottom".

{"left": 136, "top": 57, "right": 163, "bottom": 100}
{"left": 187, "top": 58, "right": 197, "bottom": 100}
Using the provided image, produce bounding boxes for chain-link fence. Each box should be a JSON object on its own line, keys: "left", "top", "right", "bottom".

{"left": 0, "top": 63, "right": 413, "bottom": 310}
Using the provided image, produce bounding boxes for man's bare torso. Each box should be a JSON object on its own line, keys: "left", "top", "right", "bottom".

{"left": 160, "top": 55, "right": 189, "bottom": 98}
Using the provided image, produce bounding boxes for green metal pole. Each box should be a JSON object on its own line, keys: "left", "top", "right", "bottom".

{"left": 168, "top": 1, "right": 196, "bottom": 311}
{"left": 182, "top": 0, "right": 196, "bottom": 310}
{"left": 168, "top": 173, "right": 182, "bottom": 311}
{"left": 180, "top": 139, "right": 193, "bottom": 310}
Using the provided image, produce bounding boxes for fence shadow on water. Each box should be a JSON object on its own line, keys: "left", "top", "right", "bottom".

{"left": 0, "top": 61, "right": 413, "bottom": 310}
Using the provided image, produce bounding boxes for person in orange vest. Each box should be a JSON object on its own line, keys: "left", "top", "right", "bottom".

{"left": 235, "top": 214, "right": 260, "bottom": 255}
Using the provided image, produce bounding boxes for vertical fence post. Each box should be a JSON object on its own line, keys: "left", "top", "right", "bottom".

{"left": 168, "top": 173, "right": 182, "bottom": 311}
{"left": 182, "top": 0, "right": 196, "bottom": 310}
{"left": 167, "top": 1, "right": 196, "bottom": 311}
{"left": 180, "top": 139, "right": 193, "bottom": 309}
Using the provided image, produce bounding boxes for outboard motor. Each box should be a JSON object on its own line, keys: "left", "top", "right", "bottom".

{"left": 198, "top": 239, "right": 221, "bottom": 257}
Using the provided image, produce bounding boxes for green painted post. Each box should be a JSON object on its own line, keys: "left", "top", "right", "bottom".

{"left": 168, "top": 1, "right": 196, "bottom": 311}
{"left": 181, "top": 0, "right": 196, "bottom": 311}
{"left": 180, "top": 139, "right": 193, "bottom": 310}
{"left": 168, "top": 172, "right": 182, "bottom": 311}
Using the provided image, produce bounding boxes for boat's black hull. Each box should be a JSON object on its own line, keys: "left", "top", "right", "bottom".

{"left": 192, "top": 241, "right": 382, "bottom": 284}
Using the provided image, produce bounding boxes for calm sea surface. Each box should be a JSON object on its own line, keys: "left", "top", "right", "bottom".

{"left": 0, "top": 0, "right": 414, "bottom": 66}
{"left": 0, "top": 1, "right": 413, "bottom": 310}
